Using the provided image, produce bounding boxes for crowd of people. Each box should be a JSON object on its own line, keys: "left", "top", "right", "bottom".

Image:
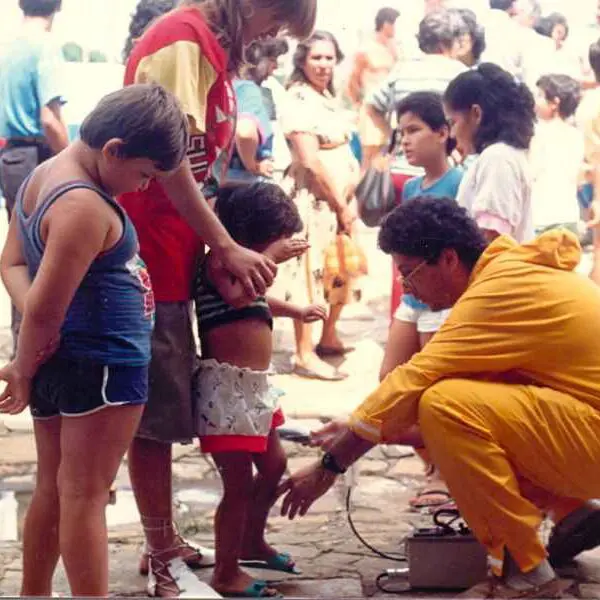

{"left": 2, "top": 0, "right": 600, "bottom": 598}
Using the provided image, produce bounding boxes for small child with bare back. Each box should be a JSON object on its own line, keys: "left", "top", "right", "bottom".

{"left": 194, "top": 182, "right": 326, "bottom": 598}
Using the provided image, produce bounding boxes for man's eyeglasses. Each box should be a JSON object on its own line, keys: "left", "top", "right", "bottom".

{"left": 398, "top": 260, "right": 427, "bottom": 288}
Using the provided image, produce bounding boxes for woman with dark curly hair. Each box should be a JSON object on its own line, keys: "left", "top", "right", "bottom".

{"left": 444, "top": 62, "right": 535, "bottom": 243}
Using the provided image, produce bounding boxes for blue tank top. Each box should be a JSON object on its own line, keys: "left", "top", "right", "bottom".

{"left": 15, "top": 178, "right": 155, "bottom": 366}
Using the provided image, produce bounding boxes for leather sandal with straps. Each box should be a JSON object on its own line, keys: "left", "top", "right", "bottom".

{"left": 140, "top": 535, "right": 216, "bottom": 576}
{"left": 147, "top": 554, "right": 222, "bottom": 598}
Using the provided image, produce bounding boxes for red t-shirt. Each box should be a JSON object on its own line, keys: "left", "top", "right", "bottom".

{"left": 119, "top": 7, "right": 236, "bottom": 302}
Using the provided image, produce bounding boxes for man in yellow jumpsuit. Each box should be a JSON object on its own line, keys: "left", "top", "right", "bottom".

{"left": 278, "top": 197, "right": 600, "bottom": 598}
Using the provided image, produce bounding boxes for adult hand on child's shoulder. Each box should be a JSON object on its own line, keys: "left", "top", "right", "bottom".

{"left": 0, "top": 362, "right": 31, "bottom": 415}
{"left": 220, "top": 244, "right": 277, "bottom": 298}
{"left": 300, "top": 304, "right": 327, "bottom": 323}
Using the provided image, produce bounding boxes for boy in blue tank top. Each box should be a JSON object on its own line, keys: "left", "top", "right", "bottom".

{"left": 0, "top": 83, "right": 188, "bottom": 597}
{"left": 380, "top": 91, "right": 463, "bottom": 513}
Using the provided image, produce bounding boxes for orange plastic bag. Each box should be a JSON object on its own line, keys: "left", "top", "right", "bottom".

{"left": 323, "top": 234, "right": 368, "bottom": 304}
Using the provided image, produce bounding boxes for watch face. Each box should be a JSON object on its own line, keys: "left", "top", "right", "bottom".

{"left": 322, "top": 452, "right": 345, "bottom": 474}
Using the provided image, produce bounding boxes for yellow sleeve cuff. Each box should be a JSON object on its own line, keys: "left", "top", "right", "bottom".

{"left": 349, "top": 410, "right": 383, "bottom": 444}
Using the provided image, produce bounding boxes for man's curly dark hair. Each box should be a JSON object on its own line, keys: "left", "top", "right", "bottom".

{"left": 378, "top": 197, "right": 487, "bottom": 269}
{"left": 216, "top": 183, "right": 303, "bottom": 248}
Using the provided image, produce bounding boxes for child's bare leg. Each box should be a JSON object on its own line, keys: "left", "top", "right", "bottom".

{"left": 21, "top": 417, "right": 61, "bottom": 596}
{"left": 242, "top": 431, "right": 287, "bottom": 559}
{"left": 211, "top": 451, "right": 267, "bottom": 594}
{"left": 58, "top": 405, "right": 143, "bottom": 596}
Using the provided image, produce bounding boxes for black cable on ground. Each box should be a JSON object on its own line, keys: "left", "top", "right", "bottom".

{"left": 375, "top": 571, "right": 412, "bottom": 594}
{"left": 345, "top": 486, "right": 407, "bottom": 562}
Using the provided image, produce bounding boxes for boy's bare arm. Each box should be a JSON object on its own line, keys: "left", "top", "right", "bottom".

{"left": 13, "top": 190, "right": 112, "bottom": 377}
{"left": 1, "top": 216, "right": 33, "bottom": 313}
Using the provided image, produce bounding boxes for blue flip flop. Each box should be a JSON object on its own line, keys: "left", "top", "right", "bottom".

{"left": 240, "top": 552, "right": 302, "bottom": 575}
{"left": 222, "top": 579, "right": 282, "bottom": 598}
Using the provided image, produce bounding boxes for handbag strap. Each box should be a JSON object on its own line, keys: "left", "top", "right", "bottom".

{"left": 387, "top": 128, "right": 398, "bottom": 155}
{"left": 336, "top": 234, "right": 348, "bottom": 278}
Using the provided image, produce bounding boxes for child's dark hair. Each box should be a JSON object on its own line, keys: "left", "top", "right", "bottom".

{"left": 216, "top": 183, "right": 303, "bottom": 248}
{"left": 536, "top": 74, "right": 581, "bottom": 119}
{"left": 79, "top": 83, "right": 189, "bottom": 172}
{"left": 444, "top": 63, "right": 536, "bottom": 152}
{"left": 396, "top": 91, "right": 456, "bottom": 155}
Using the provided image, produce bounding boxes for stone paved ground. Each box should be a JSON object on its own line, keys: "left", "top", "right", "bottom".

{"left": 1, "top": 222, "right": 600, "bottom": 597}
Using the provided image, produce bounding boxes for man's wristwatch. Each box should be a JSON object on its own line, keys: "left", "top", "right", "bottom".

{"left": 321, "top": 451, "right": 347, "bottom": 475}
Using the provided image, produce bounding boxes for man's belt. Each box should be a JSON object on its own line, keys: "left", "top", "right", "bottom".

{"left": 6, "top": 136, "right": 47, "bottom": 148}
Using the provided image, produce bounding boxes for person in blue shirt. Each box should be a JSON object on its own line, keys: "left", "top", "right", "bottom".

{"left": 225, "top": 39, "right": 288, "bottom": 186}
{"left": 380, "top": 91, "right": 463, "bottom": 512}
{"left": 0, "top": 0, "right": 69, "bottom": 216}
{"left": 0, "top": 0, "right": 69, "bottom": 355}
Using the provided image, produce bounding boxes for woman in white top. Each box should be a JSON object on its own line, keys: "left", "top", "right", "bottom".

{"left": 443, "top": 62, "right": 536, "bottom": 243}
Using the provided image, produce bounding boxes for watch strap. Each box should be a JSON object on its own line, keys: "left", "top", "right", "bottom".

{"left": 321, "top": 451, "right": 347, "bottom": 474}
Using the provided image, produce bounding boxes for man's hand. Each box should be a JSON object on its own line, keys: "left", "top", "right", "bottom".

{"left": 299, "top": 304, "right": 327, "bottom": 323}
{"left": 0, "top": 362, "right": 31, "bottom": 415}
{"left": 220, "top": 244, "right": 277, "bottom": 298}
{"left": 265, "top": 238, "right": 310, "bottom": 264}
{"left": 310, "top": 418, "right": 349, "bottom": 451}
{"left": 277, "top": 461, "right": 337, "bottom": 519}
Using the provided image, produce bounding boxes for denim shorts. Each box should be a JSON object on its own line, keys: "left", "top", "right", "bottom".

{"left": 30, "top": 355, "right": 148, "bottom": 419}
